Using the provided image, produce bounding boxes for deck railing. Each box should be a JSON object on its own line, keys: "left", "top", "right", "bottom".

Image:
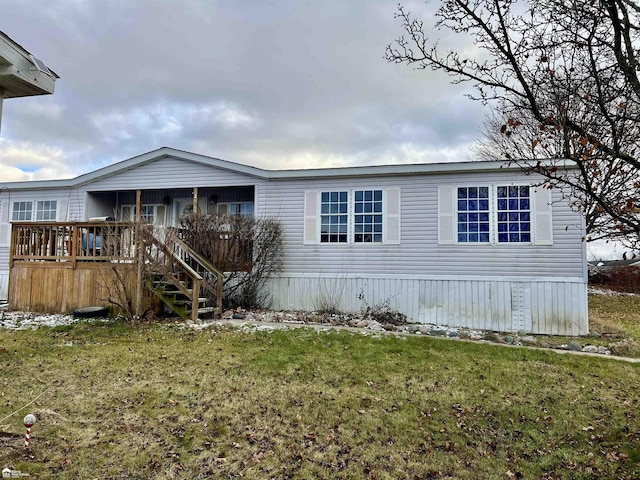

{"left": 10, "top": 221, "right": 135, "bottom": 267}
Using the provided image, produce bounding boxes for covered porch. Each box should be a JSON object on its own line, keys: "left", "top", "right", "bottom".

{"left": 85, "top": 185, "right": 255, "bottom": 228}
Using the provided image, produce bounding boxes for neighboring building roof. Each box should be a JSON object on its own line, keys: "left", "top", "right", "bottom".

{"left": 0, "top": 30, "right": 58, "bottom": 98}
{"left": 0, "top": 147, "right": 578, "bottom": 192}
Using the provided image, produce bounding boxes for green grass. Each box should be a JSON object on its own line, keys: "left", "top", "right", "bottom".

{"left": 0, "top": 318, "right": 639, "bottom": 479}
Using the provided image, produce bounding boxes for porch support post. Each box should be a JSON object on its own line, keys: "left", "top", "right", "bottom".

{"left": 193, "top": 187, "right": 199, "bottom": 214}
{"left": 135, "top": 189, "right": 143, "bottom": 321}
{"left": 135, "top": 189, "right": 142, "bottom": 221}
{"left": 0, "top": 88, "right": 4, "bottom": 136}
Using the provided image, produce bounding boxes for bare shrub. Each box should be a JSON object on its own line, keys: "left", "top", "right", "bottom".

{"left": 357, "top": 288, "right": 407, "bottom": 326}
{"left": 97, "top": 221, "right": 157, "bottom": 323}
{"left": 590, "top": 266, "right": 640, "bottom": 294}
{"left": 178, "top": 212, "right": 284, "bottom": 309}
{"left": 311, "top": 277, "right": 345, "bottom": 315}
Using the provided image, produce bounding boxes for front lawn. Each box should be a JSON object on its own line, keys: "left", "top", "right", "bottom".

{"left": 0, "top": 319, "right": 638, "bottom": 479}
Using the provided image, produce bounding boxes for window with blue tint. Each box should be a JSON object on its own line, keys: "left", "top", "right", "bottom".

{"left": 320, "top": 191, "right": 349, "bottom": 243}
{"left": 496, "top": 185, "right": 531, "bottom": 243}
{"left": 457, "top": 187, "right": 490, "bottom": 242}
{"left": 354, "top": 190, "right": 383, "bottom": 242}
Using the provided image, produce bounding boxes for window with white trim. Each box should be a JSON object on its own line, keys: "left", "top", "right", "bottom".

{"left": 36, "top": 200, "right": 58, "bottom": 221}
{"left": 304, "top": 188, "right": 401, "bottom": 245}
{"left": 496, "top": 186, "right": 531, "bottom": 243}
{"left": 457, "top": 185, "right": 531, "bottom": 244}
{"left": 12, "top": 201, "right": 33, "bottom": 221}
{"left": 320, "top": 191, "right": 349, "bottom": 243}
{"left": 122, "top": 204, "right": 166, "bottom": 225}
{"left": 439, "top": 184, "right": 549, "bottom": 246}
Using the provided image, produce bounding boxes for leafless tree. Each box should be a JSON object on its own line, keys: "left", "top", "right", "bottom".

{"left": 386, "top": 0, "right": 640, "bottom": 250}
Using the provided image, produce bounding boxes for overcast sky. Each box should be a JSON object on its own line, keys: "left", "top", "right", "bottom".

{"left": 0, "top": 0, "right": 488, "bottom": 182}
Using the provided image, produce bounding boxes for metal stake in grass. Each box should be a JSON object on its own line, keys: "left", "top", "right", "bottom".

{"left": 23, "top": 413, "right": 36, "bottom": 448}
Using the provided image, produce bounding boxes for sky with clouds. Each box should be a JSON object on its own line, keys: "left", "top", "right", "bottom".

{"left": 0, "top": 0, "right": 486, "bottom": 182}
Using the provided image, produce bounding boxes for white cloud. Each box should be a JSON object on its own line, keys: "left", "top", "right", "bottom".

{"left": 0, "top": 140, "right": 77, "bottom": 181}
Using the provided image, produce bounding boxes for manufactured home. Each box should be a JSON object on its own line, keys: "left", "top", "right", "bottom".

{"left": 0, "top": 147, "right": 588, "bottom": 335}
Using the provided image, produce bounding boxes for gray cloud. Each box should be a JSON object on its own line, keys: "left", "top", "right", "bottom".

{"left": 0, "top": 0, "right": 488, "bottom": 178}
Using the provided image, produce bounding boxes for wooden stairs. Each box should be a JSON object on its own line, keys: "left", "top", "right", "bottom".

{"left": 142, "top": 231, "right": 224, "bottom": 321}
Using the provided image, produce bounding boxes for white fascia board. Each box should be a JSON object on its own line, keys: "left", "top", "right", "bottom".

{"left": 267, "top": 158, "right": 578, "bottom": 180}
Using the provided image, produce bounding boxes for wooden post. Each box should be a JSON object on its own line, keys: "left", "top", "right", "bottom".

{"left": 193, "top": 187, "right": 199, "bottom": 214}
{"left": 192, "top": 278, "right": 200, "bottom": 322}
{"left": 71, "top": 223, "right": 79, "bottom": 269}
{"left": 135, "top": 189, "right": 143, "bottom": 322}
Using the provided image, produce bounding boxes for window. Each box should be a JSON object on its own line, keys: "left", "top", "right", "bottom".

{"left": 122, "top": 204, "right": 166, "bottom": 225}
{"left": 457, "top": 187, "right": 490, "bottom": 243}
{"left": 320, "top": 191, "right": 349, "bottom": 243}
{"left": 36, "top": 200, "right": 57, "bottom": 221}
{"left": 354, "top": 190, "right": 383, "bottom": 243}
{"left": 304, "top": 188, "right": 400, "bottom": 245}
{"left": 12, "top": 201, "right": 33, "bottom": 221}
{"left": 437, "top": 184, "right": 543, "bottom": 245}
{"left": 496, "top": 186, "right": 531, "bottom": 243}
{"left": 215, "top": 202, "right": 254, "bottom": 217}
{"left": 456, "top": 185, "right": 531, "bottom": 244}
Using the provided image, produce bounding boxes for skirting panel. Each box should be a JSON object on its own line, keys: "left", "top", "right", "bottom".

{"left": 267, "top": 275, "right": 588, "bottom": 336}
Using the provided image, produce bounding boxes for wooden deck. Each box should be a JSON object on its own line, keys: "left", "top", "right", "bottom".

{"left": 9, "top": 222, "right": 137, "bottom": 313}
{"left": 8, "top": 221, "right": 223, "bottom": 318}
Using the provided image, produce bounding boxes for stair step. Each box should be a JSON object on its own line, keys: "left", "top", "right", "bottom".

{"left": 197, "top": 307, "right": 219, "bottom": 315}
{"left": 172, "top": 297, "right": 208, "bottom": 305}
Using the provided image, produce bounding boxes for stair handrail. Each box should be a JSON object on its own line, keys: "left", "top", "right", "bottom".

{"left": 165, "top": 235, "right": 224, "bottom": 313}
{"left": 143, "top": 233, "right": 203, "bottom": 321}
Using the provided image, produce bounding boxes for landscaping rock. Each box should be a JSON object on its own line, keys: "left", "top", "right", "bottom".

{"left": 447, "top": 330, "right": 459, "bottom": 338}
{"left": 367, "top": 320, "right": 385, "bottom": 331}
{"left": 520, "top": 336, "right": 538, "bottom": 346}
{"left": 383, "top": 323, "right": 397, "bottom": 332}
{"left": 430, "top": 327, "right": 448, "bottom": 337}
{"left": 582, "top": 345, "right": 598, "bottom": 353}
{"left": 355, "top": 320, "right": 369, "bottom": 328}
{"left": 503, "top": 335, "right": 515, "bottom": 344}
{"left": 232, "top": 313, "right": 246, "bottom": 320}
{"left": 568, "top": 341, "right": 582, "bottom": 351}
{"left": 419, "top": 325, "right": 431, "bottom": 335}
